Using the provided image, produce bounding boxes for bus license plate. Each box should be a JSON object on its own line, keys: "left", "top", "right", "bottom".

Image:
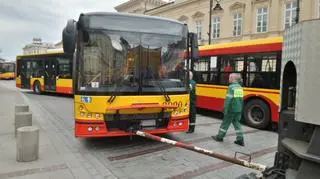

{"left": 141, "top": 120, "right": 156, "bottom": 127}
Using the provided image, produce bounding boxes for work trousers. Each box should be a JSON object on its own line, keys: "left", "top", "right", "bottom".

{"left": 189, "top": 103, "right": 196, "bottom": 131}
{"left": 217, "top": 112, "right": 244, "bottom": 142}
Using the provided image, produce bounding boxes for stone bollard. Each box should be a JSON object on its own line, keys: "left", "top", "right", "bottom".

{"left": 15, "top": 104, "right": 29, "bottom": 113}
{"left": 14, "top": 112, "right": 32, "bottom": 137}
{"left": 16, "top": 126, "right": 39, "bottom": 162}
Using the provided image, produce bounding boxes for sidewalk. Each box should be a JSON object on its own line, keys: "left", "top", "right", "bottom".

{"left": 0, "top": 81, "right": 117, "bottom": 179}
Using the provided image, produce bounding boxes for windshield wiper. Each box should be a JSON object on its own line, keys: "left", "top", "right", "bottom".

{"left": 107, "top": 84, "right": 121, "bottom": 104}
{"left": 156, "top": 81, "right": 170, "bottom": 102}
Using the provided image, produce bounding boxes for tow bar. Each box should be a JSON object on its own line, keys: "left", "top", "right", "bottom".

{"left": 133, "top": 130, "right": 267, "bottom": 172}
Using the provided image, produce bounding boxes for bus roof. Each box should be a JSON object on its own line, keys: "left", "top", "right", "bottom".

{"left": 16, "top": 52, "right": 67, "bottom": 60}
{"left": 0, "top": 61, "right": 15, "bottom": 64}
{"left": 199, "top": 36, "right": 283, "bottom": 56}
{"left": 79, "top": 12, "right": 187, "bottom": 37}
{"left": 82, "top": 12, "right": 184, "bottom": 26}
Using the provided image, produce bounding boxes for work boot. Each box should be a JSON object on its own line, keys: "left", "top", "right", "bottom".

{"left": 187, "top": 128, "right": 194, "bottom": 133}
{"left": 234, "top": 140, "right": 245, "bottom": 146}
{"left": 211, "top": 135, "right": 223, "bottom": 142}
{"left": 187, "top": 126, "right": 195, "bottom": 133}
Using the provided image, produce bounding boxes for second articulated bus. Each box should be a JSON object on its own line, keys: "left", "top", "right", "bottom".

{"left": 16, "top": 52, "right": 73, "bottom": 94}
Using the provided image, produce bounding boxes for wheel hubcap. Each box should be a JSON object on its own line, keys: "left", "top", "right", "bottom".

{"left": 249, "top": 105, "right": 264, "bottom": 123}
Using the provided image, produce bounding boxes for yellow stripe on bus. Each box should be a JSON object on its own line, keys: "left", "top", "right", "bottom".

{"left": 56, "top": 79, "right": 73, "bottom": 88}
{"left": 199, "top": 36, "right": 283, "bottom": 51}
{"left": 196, "top": 84, "right": 280, "bottom": 105}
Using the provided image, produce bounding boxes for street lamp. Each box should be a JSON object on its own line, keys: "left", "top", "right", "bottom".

{"left": 295, "top": 0, "right": 300, "bottom": 24}
{"left": 208, "top": 0, "right": 223, "bottom": 44}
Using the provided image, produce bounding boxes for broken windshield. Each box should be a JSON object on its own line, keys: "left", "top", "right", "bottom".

{"left": 77, "top": 30, "right": 187, "bottom": 94}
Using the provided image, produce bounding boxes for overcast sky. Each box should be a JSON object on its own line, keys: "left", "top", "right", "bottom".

{"left": 0, "top": 0, "right": 139, "bottom": 60}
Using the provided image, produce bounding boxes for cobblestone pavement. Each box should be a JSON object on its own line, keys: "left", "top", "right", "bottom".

{"left": 0, "top": 81, "right": 278, "bottom": 179}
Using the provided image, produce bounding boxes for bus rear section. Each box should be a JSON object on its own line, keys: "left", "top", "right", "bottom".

{"left": 16, "top": 53, "right": 73, "bottom": 94}
{"left": 0, "top": 62, "right": 15, "bottom": 80}
{"left": 194, "top": 37, "right": 283, "bottom": 129}
{"left": 62, "top": 12, "right": 198, "bottom": 137}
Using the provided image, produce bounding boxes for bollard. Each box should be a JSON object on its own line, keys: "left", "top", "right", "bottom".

{"left": 16, "top": 126, "right": 39, "bottom": 162}
{"left": 15, "top": 104, "right": 29, "bottom": 113}
{"left": 14, "top": 112, "right": 32, "bottom": 137}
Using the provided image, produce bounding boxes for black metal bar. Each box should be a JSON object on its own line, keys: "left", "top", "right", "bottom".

{"left": 208, "top": 0, "right": 213, "bottom": 44}
{"left": 295, "top": 0, "right": 300, "bottom": 24}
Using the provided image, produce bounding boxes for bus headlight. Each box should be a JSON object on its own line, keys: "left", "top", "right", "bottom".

{"left": 88, "top": 127, "right": 93, "bottom": 132}
{"left": 95, "top": 113, "right": 100, "bottom": 119}
{"left": 87, "top": 113, "right": 92, "bottom": 118}
{"left": 80, "top": 112, "right": 85, "bottom": 117}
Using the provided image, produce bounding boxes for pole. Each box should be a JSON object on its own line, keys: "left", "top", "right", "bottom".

{"left": 135, "top": 130, "right": 267, "bottom": 172}
{"left": 208, "top": 0, "right": 213, "bottom": 44}
{"left": 295, "top": 0, "right": 300, "bottom": 24}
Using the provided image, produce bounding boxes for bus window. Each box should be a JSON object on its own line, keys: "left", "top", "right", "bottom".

{"left": 246, "top": 54, "right": 278, "bottom": 89}
{"left": 209, "top": 56, "right": 218, "bottom": 84}
{"left": 220, "top": 56, "right": 244, "bottom": 85}
{"left": 193, "top": 57, "right": 209, "bottom": 84}
{"left": 31, "top": 60, "right": 43, "bottom": 78}
{"left": 57, "top": 57, "right": 72, "bottom": 78}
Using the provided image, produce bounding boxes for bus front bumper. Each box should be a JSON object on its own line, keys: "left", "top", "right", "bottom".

{"left": 74, "top": 118, "right": 189, "bottom": 138}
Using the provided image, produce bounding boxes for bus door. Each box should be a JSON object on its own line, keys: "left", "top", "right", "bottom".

{"left": 44, "top": 59, "right": 57, "bottom": 91}
{"left": 20, "top": 60, "right": 31, "bottom": 89}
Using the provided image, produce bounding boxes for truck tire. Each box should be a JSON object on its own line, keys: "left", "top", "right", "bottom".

{"left": 33, "top": 81, "right": 42, "bottom": 94}
{"left": 244, "top": 99, "right": 270, "bottom": 129}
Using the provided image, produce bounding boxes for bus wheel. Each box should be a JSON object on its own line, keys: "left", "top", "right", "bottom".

{"left": 244, "top": 99, "right": 270, "bottom": 129}
{"left": 33, "top": 81, "right": 42, "bottom": 94}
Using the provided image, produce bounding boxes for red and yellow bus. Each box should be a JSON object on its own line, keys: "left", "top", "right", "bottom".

{"left": 62, "top": 12, "right": 198, "bottom": 137}
{"left": 16, "top": 52, "right": 73, "bottom": 94}
{"left": 0, "top": 61, "right": 15, "bottom": 80}
{"left": 193, "top": 37, "right": 283, "bottom": 129}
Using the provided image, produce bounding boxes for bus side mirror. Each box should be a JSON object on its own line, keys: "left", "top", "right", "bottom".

{"left": 62, "top": 19, "right": 77, "bottom": 54}
{"left": 188, "top": 33, "right": 199, "bottom": 60}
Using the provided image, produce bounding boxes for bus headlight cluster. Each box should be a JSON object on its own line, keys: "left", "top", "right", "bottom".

{"left": 173, "top": 121, "right": 183, "bottom": 127}
{"left": 87, "top": 126, "right": 100, "bottom": 132}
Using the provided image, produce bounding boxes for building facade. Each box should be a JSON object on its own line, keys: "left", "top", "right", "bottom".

{"left": 22, "top": 38, "right": 63, "bottom": 55}
{"left": 115, "top": 0, "right": 167, "bottom": 14}
{"left": 116, "top": 0, "right": 320, "bottom": 45}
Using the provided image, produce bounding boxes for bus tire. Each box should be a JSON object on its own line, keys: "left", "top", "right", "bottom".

{"left": 244, "top": 99, "right": 270, "bottom": 129}
{"left": 33, "top": 81, "right": 42, "bottom": 94}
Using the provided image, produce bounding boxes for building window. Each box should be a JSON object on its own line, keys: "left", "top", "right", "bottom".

{"left": 284, "top": 1, "right": 297, "bottom": 29}
{"left": 212, "top": 16, "right": 220, "bottom": 38}
{"left": 195, "top": 20, "right": 202, "bottom": 40}
{"left": 233, "top": 13, "right": 242, "bottom": 36}
{"left": 256, "top": 7, "right": 268, "bottom": 33}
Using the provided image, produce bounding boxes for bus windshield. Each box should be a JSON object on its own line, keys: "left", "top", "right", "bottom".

{"left": 78, "top": 30, "right": 187, "bottom": 94}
